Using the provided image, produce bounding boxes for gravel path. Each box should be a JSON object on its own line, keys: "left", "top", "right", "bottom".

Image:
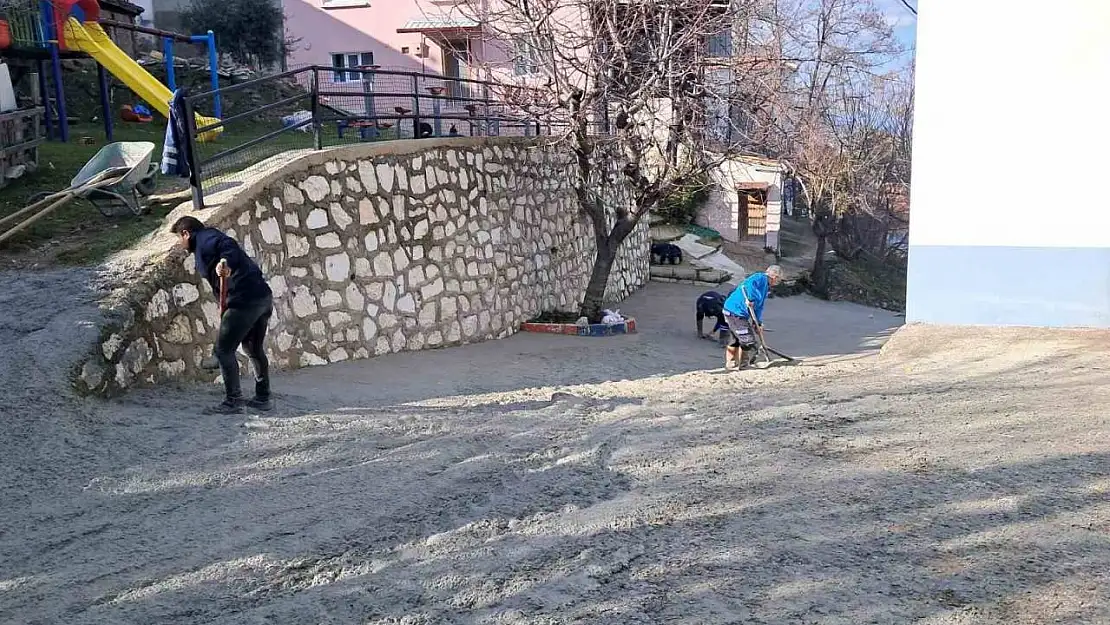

{"left": 2, "top": 280, "right": 1109, "bottom": 625}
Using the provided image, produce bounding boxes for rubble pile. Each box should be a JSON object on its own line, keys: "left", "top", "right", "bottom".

{"left": 138, "top": 51, "right": 264, "bottom": 83}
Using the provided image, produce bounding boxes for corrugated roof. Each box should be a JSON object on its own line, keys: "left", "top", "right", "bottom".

{"left": 101, "top": 0, "right": 144, "bottom": 16}
{"left": 397, "top": 16, "right": 480, "bottom": 33}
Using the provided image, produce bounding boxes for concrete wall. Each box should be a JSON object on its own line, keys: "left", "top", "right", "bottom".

{"left": 907, "top": 2, "right": 1110, "bottom": 327}
{"left": 76, "top": 138, "right": 650, "bottom": 396}
{"left": 699, "top": 157, "right": 782, "bottom": 251}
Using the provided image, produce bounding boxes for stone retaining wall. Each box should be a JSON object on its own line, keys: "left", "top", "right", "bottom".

{"left": 76, "top": 138, "right": 650, "bottom": 395}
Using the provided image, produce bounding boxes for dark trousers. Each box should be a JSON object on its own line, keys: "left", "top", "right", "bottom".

{"left": 216, "top": 294, "right": 272, "bottom": 402}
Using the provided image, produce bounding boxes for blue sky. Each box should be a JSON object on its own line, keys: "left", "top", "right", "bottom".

{"left": 876, "top": 0, "right": 918, "bottom": 51}
{"left": 872, "top": 0, "right": 917, "bottom": 72}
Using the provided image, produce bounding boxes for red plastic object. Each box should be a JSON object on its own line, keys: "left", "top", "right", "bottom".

{"left": 53, "top": 0, "right": 101, "bottom": 50}
{"left": 0, "top": 21, "right": 11, "bottom": 49}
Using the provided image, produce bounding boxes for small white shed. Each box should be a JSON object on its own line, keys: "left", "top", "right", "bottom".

{"left": 698, "top": 155, "right": 791, "bottom": 253}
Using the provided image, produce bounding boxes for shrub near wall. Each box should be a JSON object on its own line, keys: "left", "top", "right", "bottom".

{"left": 76, "top": 138, "right": 650, "bottom": 396}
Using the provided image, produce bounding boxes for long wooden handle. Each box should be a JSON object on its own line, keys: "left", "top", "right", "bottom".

{"left": 0, "top": 167, "right": 126, "bottom": 230}
{"left": 740, "top": 287, "right": 794, "bottom": 361}
{"left": 218, "top": 258, "right": 229, "bottom": 313}
{"left": 0, "top": 195, "right": 78, "bottom": 246}
{"left": 0, "top": 167, "right": 134, "bottom": 246}
{"left": 740, "top": 287, "right": 773, "bottom": 363}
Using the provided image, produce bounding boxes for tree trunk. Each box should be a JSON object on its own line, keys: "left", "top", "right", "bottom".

{"left": 580, "top": 239, "right": 618, "bottom": 323}
{"left": 810, "top": 210, "right": 833, "bottom": 298}
{"left": 579, "top": 216, "right": 638, "bottom": 321}
{"left": 811, "top": 233, "right": 829, "bottom": 297}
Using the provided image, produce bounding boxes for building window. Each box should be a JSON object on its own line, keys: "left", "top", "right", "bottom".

{"left": 513, "top": 35, "right": 540, "bottom": 76}
{"left": 707, "top": 29, "right": 733, "bottom": 58}
{"left": 401, "top": 46, "right": 410, "bottom": 54}
{"left": 331, "top": 52, "right": 375, "bottom": 83}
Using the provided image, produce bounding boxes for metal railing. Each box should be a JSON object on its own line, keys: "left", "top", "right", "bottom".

{"left": 180, "top": 66, "right": 559, "bottom": 208}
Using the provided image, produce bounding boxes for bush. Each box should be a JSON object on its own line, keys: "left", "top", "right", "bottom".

{"left": 181, "top": 0, "right": 286, "bottom": 68}
{"left": 658, "top": 172, "right": 709, "bottom": 225}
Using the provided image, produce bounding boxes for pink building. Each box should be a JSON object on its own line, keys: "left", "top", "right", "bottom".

{"left": 282, "top": 0, "right": 511, "bottom": 82}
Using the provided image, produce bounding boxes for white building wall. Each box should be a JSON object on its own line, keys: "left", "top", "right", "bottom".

{"left": 907, "top": 2, "right": 1110, "bottom": 326}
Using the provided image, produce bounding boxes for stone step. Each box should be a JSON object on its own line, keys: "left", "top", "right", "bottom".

{"left": 650, "top": 265, "right": 731, "bottom": 284}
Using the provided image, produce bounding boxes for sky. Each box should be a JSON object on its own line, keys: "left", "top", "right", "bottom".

{"left": 875, "top": 0, "right": 919, "bottom": 55}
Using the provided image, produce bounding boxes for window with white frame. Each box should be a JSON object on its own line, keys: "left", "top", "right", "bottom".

{"left": 331, "top": 52, "right": 375, "bottom": 83}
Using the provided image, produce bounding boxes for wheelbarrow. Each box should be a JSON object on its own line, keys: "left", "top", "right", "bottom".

{"left": 0, "top": 142, "right": 159, "bottom": 247}
{"left": 67, "top": 141, "right": 159, "bottom": 217}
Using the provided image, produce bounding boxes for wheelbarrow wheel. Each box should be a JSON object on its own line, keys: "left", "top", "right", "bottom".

{"left": 135, "top": 176, "right": 157, "bottom": 196}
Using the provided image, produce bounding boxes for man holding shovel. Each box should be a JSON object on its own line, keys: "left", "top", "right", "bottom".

{"left": 721, "top": 265, "right": 783, "bottom": 371}
{"left": 171, "top": 216, "right": 274, "bottom": 414}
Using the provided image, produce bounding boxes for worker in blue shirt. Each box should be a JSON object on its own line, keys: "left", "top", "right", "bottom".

{"left": 722, "top": 265, "right": 783, "bottom": 370}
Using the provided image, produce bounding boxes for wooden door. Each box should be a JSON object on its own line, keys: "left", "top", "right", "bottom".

{"left": 738, "top": 191, "right": 768, "bottom": 241}
{"left": 738, "top": 193, "right": 749, "bottom": 241}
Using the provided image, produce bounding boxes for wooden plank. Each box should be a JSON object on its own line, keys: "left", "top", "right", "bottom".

{"left": 0, "top": 138, "right": 45, "bottom": 157}
{"left": 0, "top": 108, "right": 44, "bottom": 125}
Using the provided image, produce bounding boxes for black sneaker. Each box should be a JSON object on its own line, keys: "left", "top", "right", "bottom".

{"left": 245, "top": 397, "right": 273, "bottom": 411}
{"left": 203, "top": 399, "right": 243, "bottom": 415}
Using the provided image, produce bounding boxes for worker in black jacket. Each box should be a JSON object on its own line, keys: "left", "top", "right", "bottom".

{"left": 696, "top": 290, "right": 729, "bottom": 341}
{"left": 172, "top": 216, "right": 273, "bottom": 414}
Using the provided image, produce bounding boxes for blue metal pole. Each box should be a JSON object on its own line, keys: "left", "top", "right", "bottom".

{"left": 98, "top": 64, "right": 113, "bottom": 141}
{"left": 163, "top": 36, "right": 176, "bottom": 91}
{"left": 190, "top": 31, "right": 221, "bottom": 118}
{"left": 41, "top": 0, "right": 68, "bottom": 142}
{"left": 206, "top": 32, "right": 220, "bottom": 118}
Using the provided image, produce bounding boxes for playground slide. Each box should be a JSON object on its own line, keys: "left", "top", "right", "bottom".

{"left": 62, "top": 18, "right": 221, "bottom": 139}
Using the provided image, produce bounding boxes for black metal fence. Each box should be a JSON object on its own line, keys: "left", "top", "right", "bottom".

{"left": 181, "top": 66, "right": 562, "bottom": 207}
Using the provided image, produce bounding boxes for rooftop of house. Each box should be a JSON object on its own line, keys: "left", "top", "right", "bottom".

{"left": 101, "top": 0, "right": 144, "bottom": 17}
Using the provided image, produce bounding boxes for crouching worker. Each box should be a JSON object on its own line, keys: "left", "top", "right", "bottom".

{"left": 171, "top": 216, "right": 274, "bottom": 414}
{"left": 721, "top": 265, "right": 783, "bottom": 370}
{"left": 695, "top": 290, "right": 729, "bottom": 342}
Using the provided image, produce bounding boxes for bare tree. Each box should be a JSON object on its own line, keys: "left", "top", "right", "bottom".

{"left": 454, "top": 0, "right": 778, "bottom": 319}
{"left": 450, "top": 0, "right": 908, "bottom": 314}
{"left": 791, "top": 64, "right": 914, "bottom": 291}
{"left": 738, "top": 0, "right": 907, "bottom": 287}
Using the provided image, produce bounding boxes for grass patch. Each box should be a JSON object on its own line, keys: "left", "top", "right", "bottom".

{"left": 0, "top": 120, "right": 330, "bottom": 267}
{"left": 0, "top": 123, "right": 174, "bottom": 266}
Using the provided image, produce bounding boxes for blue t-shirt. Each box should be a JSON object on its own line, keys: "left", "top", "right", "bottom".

{"left": 723, "top": 272, "right": 770, "bottom": 323}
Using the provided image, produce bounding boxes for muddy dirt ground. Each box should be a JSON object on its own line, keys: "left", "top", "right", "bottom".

{"left": 2, "top": 279, "right": 1109, "bottom": 625}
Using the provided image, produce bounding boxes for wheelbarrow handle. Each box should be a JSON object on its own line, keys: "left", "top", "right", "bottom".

{"left": 0, "top": 168, "right": 124, "bottom": 230}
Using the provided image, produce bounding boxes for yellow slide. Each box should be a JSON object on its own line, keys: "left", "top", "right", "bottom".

{"left": 62, "top": 18, "right": 222, "bottom": 141}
